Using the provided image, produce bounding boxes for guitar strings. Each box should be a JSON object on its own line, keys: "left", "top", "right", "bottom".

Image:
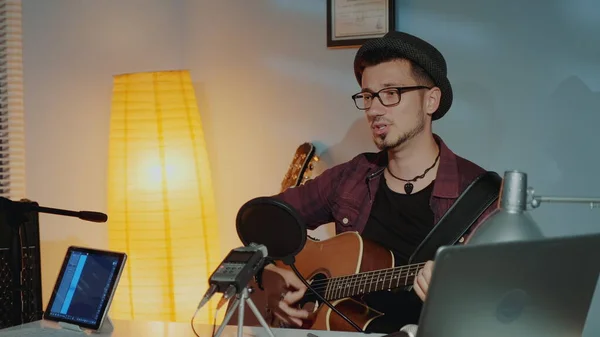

{"left": 303, "top": 262, "right": 427, "bottom": 296}
{"left": 307, "top": 267, "right": 424, "bottom": 298}
{"left": 307, "top": 266, "right": 424, "bottom": 296}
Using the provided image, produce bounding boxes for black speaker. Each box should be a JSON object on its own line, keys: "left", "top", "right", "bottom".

{"left": 0, "top": 199, "right": 43, "bottom": 329}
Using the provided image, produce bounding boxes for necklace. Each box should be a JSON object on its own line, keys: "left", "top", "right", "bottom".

{"left": 386, "top": 151, "right": 440, "bottom": 195}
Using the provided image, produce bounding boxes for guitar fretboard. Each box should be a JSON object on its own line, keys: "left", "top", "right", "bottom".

{"left": 323, "top": 262, "right": 426, "bottom": 301}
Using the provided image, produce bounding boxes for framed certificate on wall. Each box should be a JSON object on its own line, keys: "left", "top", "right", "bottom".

{"left": 327, "top": 0, "right": 396, "bottom": 48}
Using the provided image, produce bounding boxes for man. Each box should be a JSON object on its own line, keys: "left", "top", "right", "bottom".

{"left": 265, "top": 31, "right": 497, "bottom": 333}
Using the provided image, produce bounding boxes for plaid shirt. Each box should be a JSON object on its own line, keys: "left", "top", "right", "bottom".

{"left": 274, "top": 134, "right": 497, "bottom": 243}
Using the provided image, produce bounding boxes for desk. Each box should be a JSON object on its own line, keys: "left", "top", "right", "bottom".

{"left": 0, "top": 319, "right": 384, "bottom": 337}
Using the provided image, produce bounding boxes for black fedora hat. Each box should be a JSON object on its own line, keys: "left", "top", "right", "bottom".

{"left": 353, "top": 31, "right": 453, "bottom": 120}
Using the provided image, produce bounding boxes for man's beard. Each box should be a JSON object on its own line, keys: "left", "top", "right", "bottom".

{"left": 373, "top": 112, "right": 425, "bottom": 151}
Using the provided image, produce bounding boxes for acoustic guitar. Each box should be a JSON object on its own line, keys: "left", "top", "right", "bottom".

{"left": 241, "top": 231, "right": 426, "bottom": 332}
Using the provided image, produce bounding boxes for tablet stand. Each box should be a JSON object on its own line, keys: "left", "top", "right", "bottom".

{"left": 96, "top": 316, "right": 114, "bottom": 334}
{"left": 58, "top": 315, "right": 114, "bottom": 334}
{"left": 214, "top": 287, "right": 275, "bottom": 337}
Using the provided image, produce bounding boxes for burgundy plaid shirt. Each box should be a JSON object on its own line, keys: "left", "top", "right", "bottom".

{"left": 274, "top": 134, "right": 497, "bottom": 243}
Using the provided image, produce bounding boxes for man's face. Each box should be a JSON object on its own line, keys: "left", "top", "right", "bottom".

{"left": 360, "top": 60, "right": 429, "bottom": 151}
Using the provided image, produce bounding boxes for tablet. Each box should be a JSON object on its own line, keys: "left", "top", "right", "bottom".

{"left": 43, "top": 246, "right": 127, "bottom": 331}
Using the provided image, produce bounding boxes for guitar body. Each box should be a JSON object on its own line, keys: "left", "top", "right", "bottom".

{"left": 231, "top": 232, "right": 395, "bottom": 331}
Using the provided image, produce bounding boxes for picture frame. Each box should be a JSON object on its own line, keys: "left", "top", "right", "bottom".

{"left": 327, "top": 0, "right": 396, "bottom": 49}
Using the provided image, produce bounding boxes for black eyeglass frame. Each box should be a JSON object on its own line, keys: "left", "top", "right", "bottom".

{"left": 351, "top": 86, "right": 432, "bottom": 110}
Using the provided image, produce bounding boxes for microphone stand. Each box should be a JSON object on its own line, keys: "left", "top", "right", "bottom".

{"left": 214, "top": 286, "right": 275, "bottom": 337}
{"left": 0, "top": 197, "right": 107, "bottom": 327}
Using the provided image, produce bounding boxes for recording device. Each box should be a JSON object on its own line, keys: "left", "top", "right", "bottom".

{"left": 210, "top": 243, "right": 268, "bottom": 292}
{"left": 196, "top": 243, "right": 268, "bottom": 310}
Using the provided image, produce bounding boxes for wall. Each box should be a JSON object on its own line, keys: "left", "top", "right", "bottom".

{"left": 403, "top": 0, "right": 600, "bottom": 237}
{"left": 22, "top": 0, "right": 184, "bottom": 304}
{"left": 180, "top": 0, "right": 374, "bottom": 250}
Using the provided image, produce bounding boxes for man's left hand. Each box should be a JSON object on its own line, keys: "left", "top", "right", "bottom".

{"left": 414, "top": 260, "right": 434, "bottom": 301}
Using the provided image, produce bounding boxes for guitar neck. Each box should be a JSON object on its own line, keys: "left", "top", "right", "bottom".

{"left": 323, "top": 262, "right": 426, "bottom": 301}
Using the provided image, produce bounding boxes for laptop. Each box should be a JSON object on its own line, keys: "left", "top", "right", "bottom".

{"left": 416, "top": 233, "right": 600, "bottom": 337}
{"left": 0, "top": 246, "right": 127, "bottom": 336}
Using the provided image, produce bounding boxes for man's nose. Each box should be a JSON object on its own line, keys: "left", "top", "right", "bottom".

{"left": 365, "top": 98, "right": 385, "bottom": 118}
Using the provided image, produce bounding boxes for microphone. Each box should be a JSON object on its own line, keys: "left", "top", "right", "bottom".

{"left": 0, "top": 197, "right": 108, "bottom": 223}
{"left": 66, "top": 210, "right": 107, "bottom": 223}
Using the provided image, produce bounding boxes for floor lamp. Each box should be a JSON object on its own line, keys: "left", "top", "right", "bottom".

{"left": 106, "top": 70, "right": 221, "bottom": 324}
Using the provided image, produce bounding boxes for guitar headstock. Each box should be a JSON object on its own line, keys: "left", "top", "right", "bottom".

{"left": 280, "top": 142, "right": 319, "bottom": 192}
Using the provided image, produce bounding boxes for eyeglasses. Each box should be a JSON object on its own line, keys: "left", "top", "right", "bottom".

{"left": 351, "top": 86, "right": 431, "bottom": 110}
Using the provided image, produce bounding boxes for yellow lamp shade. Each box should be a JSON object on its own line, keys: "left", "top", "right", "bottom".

{"left": 107, "top": 70, "right": 221, "bottom": 323}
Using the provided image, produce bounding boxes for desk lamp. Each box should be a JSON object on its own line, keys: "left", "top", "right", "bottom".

{"left": 468, "top": 170, "right": 600, "bottom": 245}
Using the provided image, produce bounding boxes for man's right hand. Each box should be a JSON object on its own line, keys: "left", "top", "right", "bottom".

{"left": 264, "top": 264, "right": 310, "bottom": 327}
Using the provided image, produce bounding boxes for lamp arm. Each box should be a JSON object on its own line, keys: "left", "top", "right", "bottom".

{"left": 527, "top": 188, "right": 600, "bottom": 209}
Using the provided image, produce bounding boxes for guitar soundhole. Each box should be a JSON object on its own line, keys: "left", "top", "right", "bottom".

{"left": 299, "top": 273, "right": 328, "bottom": 312}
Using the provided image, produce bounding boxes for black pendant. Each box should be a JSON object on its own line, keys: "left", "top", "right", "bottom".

{"left": 404, "top": 182, "right": 414, "bottom": 195}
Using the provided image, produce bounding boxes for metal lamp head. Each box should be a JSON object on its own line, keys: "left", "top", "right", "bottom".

{"left": 468, "top": 170, "right": 544, "bottom": 245}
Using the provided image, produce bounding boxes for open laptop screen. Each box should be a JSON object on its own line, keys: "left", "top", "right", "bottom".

{"left": 43, "top": 246, "right": 127, "bottom": 331}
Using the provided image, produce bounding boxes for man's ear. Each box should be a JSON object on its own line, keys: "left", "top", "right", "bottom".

{"left": 424, "top": 87, "right": 441, "bottom": 117}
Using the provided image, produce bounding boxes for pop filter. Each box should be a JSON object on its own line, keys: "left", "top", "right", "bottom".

{"left": 236, "top": 197, "right": 306, "bottom": 265}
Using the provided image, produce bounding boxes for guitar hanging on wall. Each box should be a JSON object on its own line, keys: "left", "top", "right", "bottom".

{"left": 280, "top": 142, "right": 319, "bottom": 192}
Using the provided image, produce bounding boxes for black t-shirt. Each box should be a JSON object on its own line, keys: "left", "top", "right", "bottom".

{"left": 360, "top": 176, "right": 436, "bottom": 333}
{"left": 361, "top": 176, "right": 435, "bottom": 266}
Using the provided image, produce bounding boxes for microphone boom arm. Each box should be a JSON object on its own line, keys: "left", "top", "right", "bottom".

{"left": 35, "top": 205, "right": 108, "bottom": 222}
{"left": 0, "top": 197, "right": 108, "bottom": 223}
